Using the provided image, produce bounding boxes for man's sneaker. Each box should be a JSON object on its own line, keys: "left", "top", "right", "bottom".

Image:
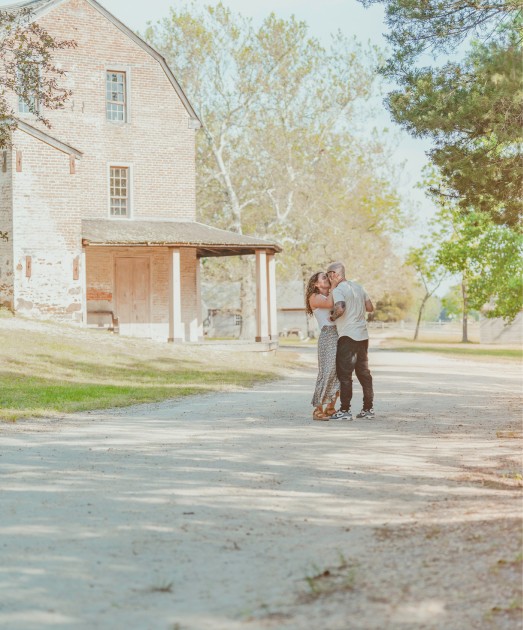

{"left": 330, "top": 409, "right": 353, "bottom": 421}
{"left": 356, "top": 408, "right": 375, "bottom": 419}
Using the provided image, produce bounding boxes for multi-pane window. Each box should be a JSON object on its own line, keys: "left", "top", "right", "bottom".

{"left": 110, "top": 167, "right": 129, "bottom": 217}
{"left": 18, "top": 63, "right": 40, "bottom": 114}
{"left": 106, "top": 71, "right": 126, "bottom": 121}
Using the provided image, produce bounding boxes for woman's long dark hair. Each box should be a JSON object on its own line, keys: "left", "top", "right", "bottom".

{"left": 305, "top": 272, "right": 323, "bottom": 317}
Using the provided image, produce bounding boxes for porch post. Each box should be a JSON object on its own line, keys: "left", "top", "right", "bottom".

{"left": 267, "top": 253, "right": 278, "bottom": 340}
{"left": 255, "top": 249, "right": 269, "bottom": 342}
{"left": 192, "top": 255, "right": 204, "bottom": 341}
{"left": 168, "top": 247, "right": 184, "bottom": 342}
{"left": 80, "top": 248, "right": 87, "bottom": 326}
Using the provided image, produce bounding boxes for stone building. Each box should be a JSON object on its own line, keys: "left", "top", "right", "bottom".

{"left": 0, "top": 0, "right": 280, "bottom": 343}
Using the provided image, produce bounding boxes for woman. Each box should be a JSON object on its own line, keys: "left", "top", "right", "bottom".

{"left": 305, "top": 271, "right": 340, "bottom": 421}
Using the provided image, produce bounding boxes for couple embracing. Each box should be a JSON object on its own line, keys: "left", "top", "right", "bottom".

{"left": 305, "top": 262, "right": 375, "bottom": 422}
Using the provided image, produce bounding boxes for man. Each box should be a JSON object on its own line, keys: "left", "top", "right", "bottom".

{"left": 326, "top": 262, "right": 375, "bottom": 421}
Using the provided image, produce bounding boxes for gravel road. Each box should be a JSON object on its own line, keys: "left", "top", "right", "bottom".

{"left": 1, "top": 346, "right": 521, "bottom": 630}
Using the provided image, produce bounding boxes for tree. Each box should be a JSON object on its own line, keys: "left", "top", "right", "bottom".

{"left": 441, "top": 285, "right": 480, "bottom": 322}
{"left": 371, "top": 289, "right": 413, "bottom": 322}
{"left": 388, "top": 32, "right": 522, "bottom": 228}
{"left": 435, "top": 207, "right": 523, "bottom": 323}
{"left": 359, "top": 0, "right": 519, "bottom": 65}
{"left": 0, "top": 7, "right": 76, "bottom": 148}
{"left": 145, "top": 3, "right": 407, "bottom": 337}
{"left": 405, "top": 246, "right": 447, "bottom": 340}
{"left": 359, "top": 0, "right": 522, "bottom": 228}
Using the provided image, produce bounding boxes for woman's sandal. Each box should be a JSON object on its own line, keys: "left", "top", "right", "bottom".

{"left": 313, "top": 409, "right": 329, "bottom": 421}
{"left": 323, "top": 394, "right": 338, "bottom": 418}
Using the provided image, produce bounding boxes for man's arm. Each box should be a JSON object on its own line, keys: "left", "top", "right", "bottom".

{"left": 365, "top": 298, "right": 374, "bottom": 313}
{"left": 330, "top": 301, "right": 346, "bottom": 321}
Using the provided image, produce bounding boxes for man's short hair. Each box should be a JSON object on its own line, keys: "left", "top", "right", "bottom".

{"left": 327, "top": 262, "right": 345, "bottom": 277}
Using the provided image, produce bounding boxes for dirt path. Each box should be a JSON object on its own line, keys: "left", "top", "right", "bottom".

{"left": 1, "top": 347, "right": 521, "bottom": 630}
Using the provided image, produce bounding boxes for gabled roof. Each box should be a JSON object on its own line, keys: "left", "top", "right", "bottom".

{"left": 3, "top": 0, "right": 201, "bottom": 128}
{"left": 82, "top": 219, "right": 282, "bottom": 257}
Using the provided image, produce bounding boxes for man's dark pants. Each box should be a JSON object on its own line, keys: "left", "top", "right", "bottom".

{"left": 336, "top": 336, "right": 373, "bottom": 411}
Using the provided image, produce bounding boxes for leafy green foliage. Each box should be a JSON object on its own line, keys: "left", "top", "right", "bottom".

{"left": 359, "top": 0, "right": 522, "bottom": 227}
{"left": 441, "top": 284, "right": 480, "bottom": 321}
{"left": 360, "top": 0, "right": 519, "bottom": 65}
{"left": 389, "top": 34, "right": 522, "bottom": 227}
{"left": 371, "top": 290, "right": 413, "bottom": 322}
{"left": 435, "top": 208, "right": 523, "bottom": 319}
{"left": 0, "top": 8, "right": 76, "bottom": 148}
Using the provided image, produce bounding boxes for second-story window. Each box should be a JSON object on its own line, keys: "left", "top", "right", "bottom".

{"left": 18, "top": 63, "right": 40, "bottom": 114}
{"left": 106, "top": 71, "right": 126, "bottom": 121}
{"left": 110, "top": 166, "right": 129, "bottom": 217}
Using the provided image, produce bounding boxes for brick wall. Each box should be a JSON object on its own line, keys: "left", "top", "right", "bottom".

{"left": 8, "top": 0, "right": 199, "bottom": 324}
{"left": 86, "top": 245, "right": 200, "bottom": 341}
{"left": 0, "top": 149, "right": 14, "bottom": 309}
{"left": 11, "top": 132, "right": 82, "bottom": 318}
{"left": 10, "top": 0, "right": 197, "bottom": 221}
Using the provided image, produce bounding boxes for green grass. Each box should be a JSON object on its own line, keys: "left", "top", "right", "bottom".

{"left": 384, "top": 344, "right": 523, "bottom": 360}
{"left": 0, "top": 372, "right": 271, "bottom": 421}
{"left": 0, "top": 325, "right": 285, "bottom": 421}
{"left": 382, "top": 338, "right": 521, "bottom": 360}
{"left": 278, "top": 337, "right": 317, "bottom": 346}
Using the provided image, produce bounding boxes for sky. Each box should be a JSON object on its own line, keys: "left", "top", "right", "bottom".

{"left": 99, "top": 0, "right": 457, "bottom": 298}
{"left": 1, "top": 0, "right": 439, "bottom": 248}
{"left": 93, "top": 0, "right": 437, "bottom": 234}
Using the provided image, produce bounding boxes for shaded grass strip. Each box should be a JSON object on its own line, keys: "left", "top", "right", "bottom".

{"left": 0, "top": 371, "right": 274, "bottom": 421}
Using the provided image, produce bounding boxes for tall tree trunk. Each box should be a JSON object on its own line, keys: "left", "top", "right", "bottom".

{"left": 461, "top": 276, "right": 469, "bottom": 343}
{"left": 239, "top": 257, "right": 256, "bottom": 340}
{"left": 207, "top": 127, "right": 255, "bottom": 339}
{"left": 413, "top": 294, "right": 429, "bottom": 340}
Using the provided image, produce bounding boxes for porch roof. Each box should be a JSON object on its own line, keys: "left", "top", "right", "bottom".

{"left": 82, "top": 219, "right": 282, "bottom": 257}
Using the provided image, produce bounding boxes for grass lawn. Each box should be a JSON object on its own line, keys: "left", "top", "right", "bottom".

{"left": 0, "top": 319, "right": 290, "bottom": 421}
{"left": 278, "top": 337, "right": 317, "bottom": 346}
{"left": 381, "top": 337, "right": 522, "bottom": 361}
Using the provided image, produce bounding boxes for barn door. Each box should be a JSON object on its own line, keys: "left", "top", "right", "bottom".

{"left": 115, "top": 257, "right": 151, "bottom": 337}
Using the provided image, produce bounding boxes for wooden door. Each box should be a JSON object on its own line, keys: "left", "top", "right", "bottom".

{"left": 115, "top": 257, "right": 151, "bottom": 337}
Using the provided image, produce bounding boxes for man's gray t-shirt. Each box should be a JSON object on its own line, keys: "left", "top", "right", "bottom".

{"left": 332, "top": 280, "right": 370, "bottom": 341}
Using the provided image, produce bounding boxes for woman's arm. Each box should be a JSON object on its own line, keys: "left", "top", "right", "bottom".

{"left": 309, "top": 293, "right": 334, "bottom": 310}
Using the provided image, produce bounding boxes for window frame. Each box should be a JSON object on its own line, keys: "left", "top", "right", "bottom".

{"left": 105, "top": 66, "right": 131, "bottom": 124}
{"left": 17, "top": 62, "right": 40, "bottom": 116}
{"left": 108, "top": 163, "right": 133, "bottom": 219}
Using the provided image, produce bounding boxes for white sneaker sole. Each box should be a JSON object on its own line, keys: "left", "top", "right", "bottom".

{"left": 330, "top": 414, "right": 353, "bottom": 421}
